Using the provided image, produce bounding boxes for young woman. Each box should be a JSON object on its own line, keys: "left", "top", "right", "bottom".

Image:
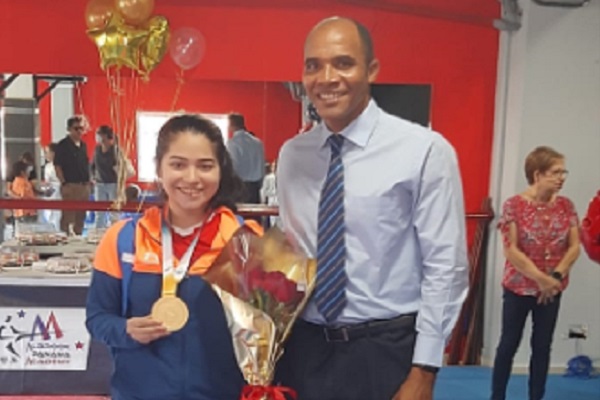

{"left": 491, "top": 146, "right": 580, "bottom": 400}
{"left": 86, "top": 115, "right": 260, "bottom": 400}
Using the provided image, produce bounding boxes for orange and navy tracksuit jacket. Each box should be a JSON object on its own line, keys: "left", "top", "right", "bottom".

{"left": 86, "top": 206, "right": 261, "bottom": 400}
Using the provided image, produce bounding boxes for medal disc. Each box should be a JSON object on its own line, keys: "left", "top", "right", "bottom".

{"left": 151, "top": 296, "right": 189, "bottom": 332}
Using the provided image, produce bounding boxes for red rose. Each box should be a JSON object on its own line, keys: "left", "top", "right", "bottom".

{"left": 246, "top": 268, "right": 266, "bottom": 292}
{"left": 267, "top": 271, "right": 299, "bottom": 304}
{"left": 260, "top": 271, "right": 285, "bottom": 295}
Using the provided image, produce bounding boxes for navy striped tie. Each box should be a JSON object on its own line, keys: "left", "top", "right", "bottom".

{"left": 314, "top": 134, "right": 347, "bottom": 322}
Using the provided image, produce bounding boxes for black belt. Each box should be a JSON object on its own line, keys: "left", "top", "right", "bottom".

{"left": 301, "top": 313, "right": 417, "bottom": 343}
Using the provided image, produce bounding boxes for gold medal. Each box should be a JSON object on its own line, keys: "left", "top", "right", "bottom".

{"left": 151, "top": 296, "right": 189, "bottom": 332}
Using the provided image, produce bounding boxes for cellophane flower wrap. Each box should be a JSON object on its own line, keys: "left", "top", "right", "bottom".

{"left": 203, "top": 226, "right": 316, "bottom": 400}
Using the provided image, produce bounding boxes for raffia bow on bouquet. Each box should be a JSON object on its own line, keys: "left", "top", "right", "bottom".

{"left": 203, "top": 226, "right": 316, "bottom": 400}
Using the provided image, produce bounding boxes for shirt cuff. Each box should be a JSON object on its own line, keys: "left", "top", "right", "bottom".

{"left": 412, "top": 334, "right": 445, "bottom": 367}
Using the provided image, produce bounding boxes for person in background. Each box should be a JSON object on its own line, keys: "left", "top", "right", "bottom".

{"left": 54, "top": 115, "right": 91, "bottom": 235}
{"left": 91, "top": 125, "right": 118, "bottom": 228}
{"left": 7, "top": 151, "right": 39, "bottom": 197}
{"left": 119, "top": 184, "right": 141, "bottom": 220}
{"left": 86, "top": 114, "right": 261, "bottom": 400}
{"left": 18, "top": 151, "right": 38, "bottom": 184}
{"left": 275, "top": 16, "right": 468, "bottom": 400}
{"left": 491, "top": 146, "right": 580, "bottom": 400}
{"left": 226, "top": 113, "right": 265, "bottom": 203}
{"left": 260, "top": 161, "right": 279, "bottom": 228}
{"left": 11, "top": 161, "right": 37, "bottom": 223}
{"left": 42, "top": 143, "right": 62, "bottom": 230}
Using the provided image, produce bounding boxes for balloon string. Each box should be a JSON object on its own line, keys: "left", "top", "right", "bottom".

{"left": 170, "top": 68, "right": 185, "bottom": 112}
{"left": 75, "top": 82, "right": 87, "bottom": 125}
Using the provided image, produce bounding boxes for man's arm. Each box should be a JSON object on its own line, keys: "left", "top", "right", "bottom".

{"left": 53, "top": 147, "right": 66, "bottom": 184}
{"left": 90, "top": 149, "right": 97, "bottom": 180}
{"left": 258, "top": 142, "right": 266, "bottom": 181}
{"left": 395, "top": 137, "right": 469, "bottom": 400}
{"left": 412, "top": 137, "right": 469, "bottom": 368}
{"left": 226, "top": 139, "right": 241, "bottom": 176}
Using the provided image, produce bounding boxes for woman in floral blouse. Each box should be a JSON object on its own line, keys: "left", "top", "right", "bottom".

{"left": 491, "top": 146, "right": 580, "bottom": 400}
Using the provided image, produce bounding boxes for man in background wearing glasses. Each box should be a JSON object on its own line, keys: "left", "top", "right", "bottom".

{"left": 54, "top": 115, "right": 92, "bottom": 235}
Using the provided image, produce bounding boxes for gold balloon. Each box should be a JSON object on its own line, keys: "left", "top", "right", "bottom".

{"left": 140, "top": 16, "right": 170, "bottom": 75}
{"left": 85, "top": 0, "right": 114, "bottom": 30}
{"left": 115, "top": 0, "right": 154, "bottom": 26}
{"left": 87, "top": 14, "right": 148, "bottom": 74}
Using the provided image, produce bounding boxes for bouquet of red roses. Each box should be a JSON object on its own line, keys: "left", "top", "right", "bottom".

{"left": 204, "top": 226, "right": 316, "bottom": 400}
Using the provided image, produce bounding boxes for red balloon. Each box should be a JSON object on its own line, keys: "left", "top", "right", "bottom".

{"left": 169, "top": 27, "right": 206, "bottom": 70}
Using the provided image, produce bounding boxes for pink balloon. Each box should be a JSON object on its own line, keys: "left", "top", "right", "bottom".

{"left": 169, "top": 27, "right": 206, "bottom": 70}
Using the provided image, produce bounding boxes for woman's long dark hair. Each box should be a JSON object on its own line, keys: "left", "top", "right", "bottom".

{"left": 155, "top": 114, "right": 245, "bottom": 212}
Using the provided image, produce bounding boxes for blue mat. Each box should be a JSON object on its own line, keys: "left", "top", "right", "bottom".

{"left": 434, "top": 366, "right": 600, "bottom": 400}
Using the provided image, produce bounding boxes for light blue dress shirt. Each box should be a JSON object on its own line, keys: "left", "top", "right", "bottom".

{"left": 227, "top": 130, "right": 265, "bottom": 182}
{"left": 276, "top": 100, "right": 469, "bottom": 367}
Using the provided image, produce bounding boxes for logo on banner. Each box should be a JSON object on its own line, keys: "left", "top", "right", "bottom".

{"left": 0, "top": 308, "right": 90, "bottom": 371}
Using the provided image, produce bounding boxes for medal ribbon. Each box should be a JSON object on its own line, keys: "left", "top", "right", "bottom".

{"left": 161, "top": 220, "right": 201, "bottom": 297}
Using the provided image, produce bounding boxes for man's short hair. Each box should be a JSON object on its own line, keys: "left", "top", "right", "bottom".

{"left": 353, "top": 19, "right": 374, "bottom": 64}
{"left": 228, "top": 113, "right": 245, "bottom": 130}
{"left": 67, "top": 116, "right": 83, "bottom": 129}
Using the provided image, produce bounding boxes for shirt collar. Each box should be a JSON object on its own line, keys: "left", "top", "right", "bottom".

{"left": 318, "top": 99, "right": 380, "bottom": 149}
{"left": 140, "top": 206, "right": 228, "bottom": 242}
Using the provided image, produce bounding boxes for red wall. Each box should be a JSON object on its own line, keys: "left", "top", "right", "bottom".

{"left": 0, "top": 0, "right": 499, "bottom": 215}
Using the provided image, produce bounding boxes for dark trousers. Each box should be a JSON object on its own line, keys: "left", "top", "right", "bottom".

{"left": 243, "top": 180, "right": 261, "bottom": 204}
{"left": 491, "top": 289, "right": 562, "bottom": 400}
{"left": 275, "top": 314, "right": 417, "bottom": 400}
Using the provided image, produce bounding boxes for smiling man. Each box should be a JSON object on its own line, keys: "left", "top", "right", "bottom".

{"left": 275, "top": 17, "right": 469, "bottom": 400}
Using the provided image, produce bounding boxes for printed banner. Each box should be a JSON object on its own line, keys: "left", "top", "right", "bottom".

{"left": 0, "top": 307, "right": 90, "bottom": 371}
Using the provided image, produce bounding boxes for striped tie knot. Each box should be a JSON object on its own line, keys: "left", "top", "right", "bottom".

{"left": 328, "top": 134, "right": 344, "bottom": 155}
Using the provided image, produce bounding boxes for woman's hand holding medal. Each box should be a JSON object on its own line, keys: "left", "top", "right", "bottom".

{"left": 126, "top": 316, "right": 170, "bottom": 344}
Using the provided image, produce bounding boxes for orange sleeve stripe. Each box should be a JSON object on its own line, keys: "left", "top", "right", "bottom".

{"left": 94, "top": 220, "right": 128, "bottom": 279}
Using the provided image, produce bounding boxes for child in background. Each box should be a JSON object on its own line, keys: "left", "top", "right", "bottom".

{"left": 11, "top": 161, "right": 37, "bottom": 223}
{"left": 120, "top": 184, "right": 141, "bottom": 220}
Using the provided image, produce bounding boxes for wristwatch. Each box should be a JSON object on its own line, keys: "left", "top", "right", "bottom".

{"left": 551, "top": 271, "right": 564, "bottom": 282}
{"left": 413, "top": 363, "right": 440, "bottom": 374}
